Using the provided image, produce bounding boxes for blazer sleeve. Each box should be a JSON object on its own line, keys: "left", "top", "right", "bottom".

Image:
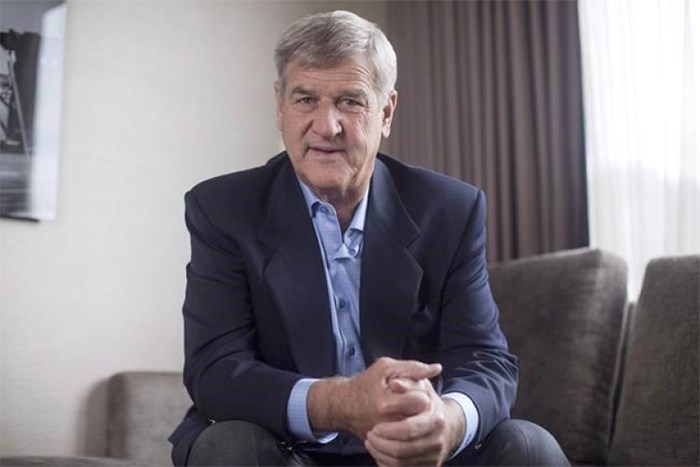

{"left": 182, "top": 190, "right": 301, "bottom": 439}
{"left": 437, "top": 190, "right": 518, "bottom": 443}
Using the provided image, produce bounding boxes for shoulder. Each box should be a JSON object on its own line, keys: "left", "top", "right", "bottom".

{"left": 182, "top": 153, "right": 296, "bottom": 236}
{"left": 376, "top": 153, "right": 483, "bottom": 213}
{"left": 184, "top": 153, "right": 292, "bottom": 223}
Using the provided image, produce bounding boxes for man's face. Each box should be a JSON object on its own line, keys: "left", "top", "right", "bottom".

{"left": 276, "top": 56, "right": 396, "bottom": 201}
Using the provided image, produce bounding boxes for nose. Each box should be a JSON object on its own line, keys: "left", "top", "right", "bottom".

{"left": 310, "top": 102, "right": 343, "bottom": 139}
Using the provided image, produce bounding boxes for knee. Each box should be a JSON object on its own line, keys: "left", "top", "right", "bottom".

{"left": 483, "top": 419, "right": 570, "bottom": 466}
{"left": 187, "top": 420, "right": 287, "bottom": 466}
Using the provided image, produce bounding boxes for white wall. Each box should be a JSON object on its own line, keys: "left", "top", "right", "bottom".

{"left": 0, "top": 0, "right": 386, "bottom": 457}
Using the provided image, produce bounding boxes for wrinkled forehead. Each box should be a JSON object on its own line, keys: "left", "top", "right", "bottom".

{"left": 279, "top": 53, "right": 380, "bottom": 94}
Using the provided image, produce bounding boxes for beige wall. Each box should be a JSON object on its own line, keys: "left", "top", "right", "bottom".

{"left": 0, "top": 0, "right": 386, "bottom": 457}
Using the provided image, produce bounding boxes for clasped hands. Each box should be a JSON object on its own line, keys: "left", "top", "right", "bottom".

{"left": 308, "top": 357, "right": 466, "bottom": 466}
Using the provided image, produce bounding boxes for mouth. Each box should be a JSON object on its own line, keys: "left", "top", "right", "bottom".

{"left": 308, "top": 145, "right": 344, "bottom": 156}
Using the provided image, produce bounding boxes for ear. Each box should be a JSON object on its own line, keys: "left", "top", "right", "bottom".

{"left": 381, "top": 90, "right": 398, "bottom": 138}
{"left": 274, "top": 81, "right": 283, "bottom": 131}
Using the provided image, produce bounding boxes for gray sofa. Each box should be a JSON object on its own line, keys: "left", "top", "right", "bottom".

{"left": 492, "top": 249, "right": 699, "bottom": 466}
{"left": 2, "top": 248, "right": 698, "bottom": 466}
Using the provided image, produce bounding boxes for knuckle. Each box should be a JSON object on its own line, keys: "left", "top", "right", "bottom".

{"left": 384, "top": 443, "right": 404, "bottom": 459}
{"left": 393, "top": 445, "right": 408, "bottom": 458}
{"left": 375, "top": 399, "right": 386, "bottom": 415}
{"left": 408, "top": 393, "right": 428, "bottom": 412}
{"left": 377, "top": 356, "right": 393, "bottom": 368}
{"left": 434, "top": 414, "right": 446, "bottom": 430}
{"left": 376, "top": 398, "right": 393, "bottom": 416}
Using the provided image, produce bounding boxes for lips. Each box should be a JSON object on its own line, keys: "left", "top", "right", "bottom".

{"left": 309, "top": 146, "right": 343, "bottom": 154}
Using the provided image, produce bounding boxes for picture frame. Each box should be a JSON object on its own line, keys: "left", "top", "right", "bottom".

{"left": 1, "top": 0, "right": 66, "bottom": 221}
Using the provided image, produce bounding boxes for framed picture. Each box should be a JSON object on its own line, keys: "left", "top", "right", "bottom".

{"left": 1, "top": 0, "right": 66, "bottom": 221}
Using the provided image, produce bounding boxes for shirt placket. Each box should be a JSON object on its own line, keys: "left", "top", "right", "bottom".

{"left": 315, "top": 204, "right": 364, "bottom": 376}
{"left": 331, "top": 249, "right": 363, "bottom": 375}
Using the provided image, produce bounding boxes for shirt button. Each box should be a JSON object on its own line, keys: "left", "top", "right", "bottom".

{"left": 348, "top": 347, "right": 356, "bottom": 356}
{"left": 348, "top": 248, "right": 357, "bottom": 256}
{"left": 319, "top": 206, "right": 328, "bottom": 214}
{"left": 338, "top": 299, "right": 346, "bottom": 309}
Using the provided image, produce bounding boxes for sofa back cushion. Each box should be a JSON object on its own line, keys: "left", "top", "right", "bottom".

{"left": 608, "top": 255, "right": 700, "bottom": 466}
{"left": 107, "top": 372, "right": 191, "bottom": 466}
{"left": 489, "top": 248, "right": 628, "bottom": 465}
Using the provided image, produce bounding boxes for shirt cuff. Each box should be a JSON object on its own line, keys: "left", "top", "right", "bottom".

{"left": 442, "top": 392, "right": 479, "bottom": 458}
{"left": 287, "top": 378, "right": 338, "bottom": 444}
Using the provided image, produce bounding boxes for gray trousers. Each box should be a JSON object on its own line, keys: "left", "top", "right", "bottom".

{"left": 185, "top": 419, "right": 570, "bottom": 466}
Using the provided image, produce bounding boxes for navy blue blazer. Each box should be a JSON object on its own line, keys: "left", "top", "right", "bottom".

{"left": 169, "top": 152, "right": 517, "bottom": 465}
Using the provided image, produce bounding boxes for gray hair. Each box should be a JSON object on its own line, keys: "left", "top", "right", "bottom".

{"left": 274, "top": 10, "right": 397, "bottom": 98}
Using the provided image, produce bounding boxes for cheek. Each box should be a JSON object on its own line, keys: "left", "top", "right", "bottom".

{"left": 354, "top": 117, "right": 382, "bottom": 148}
{"left": 350, "top": 117, "right": 374, "bottom": 141}
{"left": 281, "top": 123, "right": 306, "bottom": 149}
{"left": 300, "top": 120, "right": 317, "bottom": 139}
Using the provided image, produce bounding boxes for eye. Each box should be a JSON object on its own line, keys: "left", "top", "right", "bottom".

{"left": 291, "top": 96, "right": 317, "bottom": 112}
{"left": 339, "top": 98, "right": 365, "bottom": 112}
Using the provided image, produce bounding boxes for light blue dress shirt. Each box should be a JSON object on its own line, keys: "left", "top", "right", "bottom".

{"left": 286, "top": 179, "right": 478, "bottom": 455}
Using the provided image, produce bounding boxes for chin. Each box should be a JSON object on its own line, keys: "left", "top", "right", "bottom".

{"left": 304, "top": 174, "right": 348, "bottom": 192}
{"left": 309, "top": 179, "right": 345, "bottom": 192}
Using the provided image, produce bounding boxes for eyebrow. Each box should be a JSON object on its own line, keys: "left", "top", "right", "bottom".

{"left": 289, "top": 86, "right": 315, "bottom": 96}
{"left": 341, "top": 90, "right": 370, "bottom": 100}
{"left": 289, "top": 86, "right": 369, "bottom": 100}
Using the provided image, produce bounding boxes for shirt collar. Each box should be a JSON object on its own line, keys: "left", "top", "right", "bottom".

{"left": 297, "top": 178, "right": 369, "bottom": 233}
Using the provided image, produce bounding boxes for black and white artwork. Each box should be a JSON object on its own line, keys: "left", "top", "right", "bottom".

{"left": 1, "top": 0, "right": 66, "bottom": 221}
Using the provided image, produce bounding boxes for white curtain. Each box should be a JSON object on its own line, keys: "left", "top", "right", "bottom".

{"left": 578, "top": 0, "right": 699, "bottom": 298}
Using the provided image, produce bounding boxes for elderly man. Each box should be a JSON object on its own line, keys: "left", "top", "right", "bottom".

{"left": 169, "top": 10, "right": 568, "bottom": 467}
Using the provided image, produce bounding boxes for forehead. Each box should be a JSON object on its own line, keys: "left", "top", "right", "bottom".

{"left": 283, "top": 57, "right": 375, "bottom": 94}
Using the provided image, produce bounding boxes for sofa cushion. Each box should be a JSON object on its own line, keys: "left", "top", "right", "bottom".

{"left": 106, "top": 372, "right": 191, "bottom": 466}
{"left": 489, "top": 248, "right": 628, "bottom": 465}
{"left": 608, "top": 255, "right": 700, "bottom": 466}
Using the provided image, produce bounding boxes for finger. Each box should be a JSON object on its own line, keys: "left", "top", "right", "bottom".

{"left": 367, "top": 428, "right": 441, "bottom": 461}
{"left": 386, "top": 360, "right": 442, "bottom": 381}
{"left": 378, "top": 388, "right": 430, "bottom": 418}
{"left": 365, "top": 439, "right": 428, "bottom": 467}
{"left": 404, "top": 453, "right": 441, "bottom": 467}
{"left": 367, "top": 437, "right": 439, "bottom": 467}
{"left": 387, "top": 377, "right": 427, "bottom": 393}
{"left": 371, "top": 409, "right": 436, "bottom": 441}
{"left": 365, "top": 438, "right": 401, "bottom": 467}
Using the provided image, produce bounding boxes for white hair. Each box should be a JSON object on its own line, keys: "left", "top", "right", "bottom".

{"left": 274, "top": 10, "right": 397, "bottom": 97}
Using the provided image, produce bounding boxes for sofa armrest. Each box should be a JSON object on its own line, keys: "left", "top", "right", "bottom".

{"left": 106, "top": 371, "right": 191, "bottom": 466}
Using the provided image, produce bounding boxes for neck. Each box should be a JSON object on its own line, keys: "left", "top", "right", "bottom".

{"left": 314, "top": 184, "right": 367, "bottom": 233}
{"left": 334, "top": 204, "right": 356, "bottom": 233}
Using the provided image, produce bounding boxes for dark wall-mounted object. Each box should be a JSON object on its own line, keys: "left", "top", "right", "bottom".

{"left": 0, "top": 0, "right": 65, "bottom": 221}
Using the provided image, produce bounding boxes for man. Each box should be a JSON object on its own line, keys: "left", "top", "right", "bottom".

{"left": 170, "top": 10, "right": 568, "bottom": 467}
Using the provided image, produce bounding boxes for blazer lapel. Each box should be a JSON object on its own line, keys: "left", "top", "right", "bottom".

{"left": 259, "top": 159, "right": 335, "bottom": 377}
{"left": 360, "top": 159, "right": 423, "bottom": 363}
